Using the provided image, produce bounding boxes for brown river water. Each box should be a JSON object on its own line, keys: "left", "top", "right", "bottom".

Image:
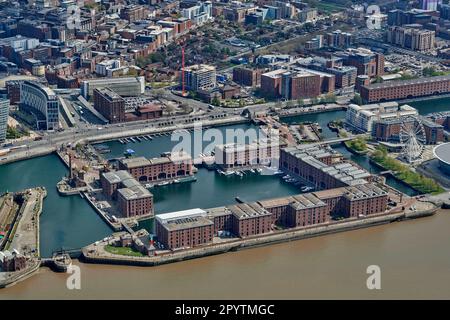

{"left": 1, "top": 209, "right": 449, "bottom": 300}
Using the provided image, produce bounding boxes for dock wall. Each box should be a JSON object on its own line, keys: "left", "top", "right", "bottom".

{"left": 81, "top": 207, "right": 437, "bottom": 267}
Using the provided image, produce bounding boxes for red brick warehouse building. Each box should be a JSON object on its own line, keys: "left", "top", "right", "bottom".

{"left": 359, "top": 75, "right": 450, "bottom": 103}
{"left": 280, "top": 145, "right": 373, "bottom": 191}
{"left": 100, "top": 170, "right": 154, "bottom": 218}
{"left": 118, "top": 152, "right": 193, "bottom": 183}
{"left": 154, "top": 183, "right": 389, "bottom": 250}
{"left": 155, "top": 209, "right": 214, "bottom": 250}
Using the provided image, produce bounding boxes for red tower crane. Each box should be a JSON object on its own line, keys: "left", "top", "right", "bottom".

{"left": 181, "top": 45, "right": 186, "bottom": 96}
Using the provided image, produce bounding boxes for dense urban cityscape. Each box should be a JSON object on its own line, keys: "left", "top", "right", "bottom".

{"left": 0, "top": 0, "right": 450, "bottom": 301}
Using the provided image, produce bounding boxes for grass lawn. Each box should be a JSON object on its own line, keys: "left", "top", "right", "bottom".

{"left": 104, "top": 245, "right": 144, "bottom": 257}
{"left": 315, "top": 1, "right": 347, "bottom": 13}
{"left": 344, "top": 138, "right": 368, "bottom": 154}
{"left": 147, "top": 81, "right": 177, "bottom": 89}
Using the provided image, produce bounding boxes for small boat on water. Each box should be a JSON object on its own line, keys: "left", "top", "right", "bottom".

{"left": 301, "top": 186, "right": 314, "bottom": 192}
{"left": 177, "top": 176, "right": 197, "bottom": 183}
{"left": 223, "top": 171, "right": 235, "bottom": 176}
{"left": 235, "top": 196, "right": 244, "bottom": 203}
{"left": 124, "top": 149, "right": 135, "bottom": 157}
{"left": 158, "top": 181, "right": 170, "bottom": 186}
{"left": 94, "top": 145, "right": 111, "bottom": 154}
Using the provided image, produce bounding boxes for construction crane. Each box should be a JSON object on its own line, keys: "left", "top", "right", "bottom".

{"left": 182, "top": 45, "right": 186, "bottom": 96}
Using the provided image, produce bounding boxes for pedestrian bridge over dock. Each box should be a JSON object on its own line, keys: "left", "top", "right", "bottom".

{"left": 121, "top": 221, "right": 135, "bottom": 235}
{"left": 316, "top": 137, "right": 353, "bottom": 145}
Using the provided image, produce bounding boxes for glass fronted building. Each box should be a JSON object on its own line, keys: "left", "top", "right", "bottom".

{"left": 20, "top": 80, "right": 59, "bottom": 131}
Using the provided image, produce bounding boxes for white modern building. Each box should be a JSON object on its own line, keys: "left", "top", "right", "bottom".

{"left": 181, "top": 64, "right": 216, "bottom": 91}
{"left": 81, "top": 76, "right": 145, "bottom": 99}
{"left": 20, "top": 81, "right": 59, "bottom": 131}
{"left": 95, "top": 59, "right": 127, "bottom": 77}
{"left": 181, "top": 1, "right": 213, "bottom": 25}
{"left": 346, "top": 102, "right": 418, "bottom": 133}
{"left": 0, "top": 36, "right": 39, "bottom": 51}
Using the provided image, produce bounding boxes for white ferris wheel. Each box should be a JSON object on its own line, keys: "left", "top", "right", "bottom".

{"left": 399, "top": 116, "right": 426, "bottom": 164}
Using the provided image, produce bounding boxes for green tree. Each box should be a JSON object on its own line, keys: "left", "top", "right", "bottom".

{"left": 286, "top": 100, "right": 295, "bottom": 108}
{"left": 375, "top": 76, "right": 383, "bottom": 83}
{"left": 351, "top": 93, "right": 363, "bottom": 105}
{"left": 423, "top": 67, "right": 445, "bottom": 77}
{"left": 212, "top": 96, "right": 221, "bottom": 106}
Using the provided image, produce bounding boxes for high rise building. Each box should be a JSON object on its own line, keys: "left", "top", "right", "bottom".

{"left": 326, "top": 30, "right": 352, "bottom": 48}
{"left": 0, "top": 98, "right": 9, "bottom": 142}
{"left": 181, "top": 64, "right": 216, "bottom": 92}
{"left": 336, "top": 48, "right": 385, "bottom": 78}
{"left": 181, "top": 1, "right": 213, "bottom": 25}
{"left": 281, "top": 71, "right": 321, "bottom": 100}
{"left": 420, "top": 0, "right": 442, "bottom": 11}
{"left": 93, "top": 88, "right": 126, "bottom": 124}
{"left": 232, "top": 67, "right": 263, "bottom": 87}
{"left": 260, "top": 67, "right": 334, "bottom": 100}
{"left": 440, "top": 4, "right": 450, "bottom": 20}
{"left": 387, "top": 26, "right": 435, "bottom": 51}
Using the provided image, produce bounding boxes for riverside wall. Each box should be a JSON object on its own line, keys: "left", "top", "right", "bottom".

{"left": 0, "top": 188, "right": 46, "bottom": 289}
{"left": 81, "top": 206, "right": 437, "bottom": 267}
{"left": 0, "top": 261, "right": 41, "bottom": 289}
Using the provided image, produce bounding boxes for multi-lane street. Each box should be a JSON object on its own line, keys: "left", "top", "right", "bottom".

{"left": 0, "top": 107, "right": 245, "bottom": 164}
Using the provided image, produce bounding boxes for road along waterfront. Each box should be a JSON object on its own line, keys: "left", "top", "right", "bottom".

{"left": 0, "top": 208, "right": 449, "bottom": 299}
